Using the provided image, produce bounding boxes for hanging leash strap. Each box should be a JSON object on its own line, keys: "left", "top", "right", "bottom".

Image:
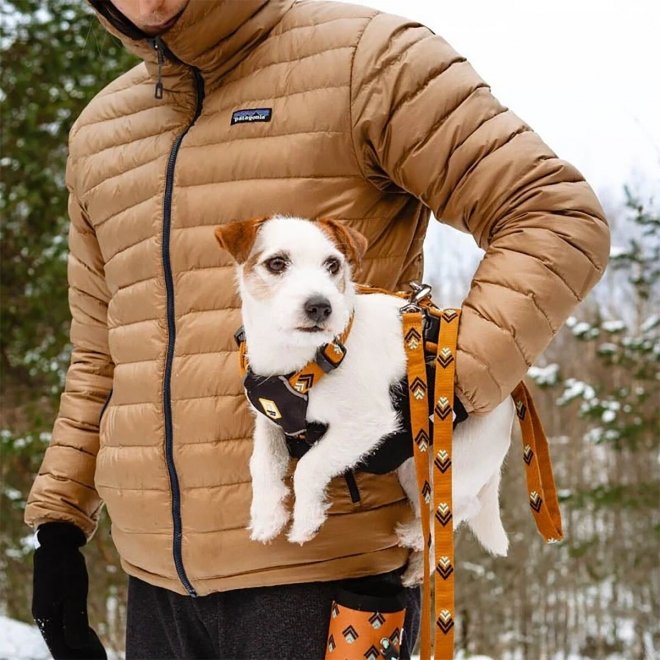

{"left": 402, "top": 308, "right": 434, "bottom": 657}
{"left": 403, "top": 305, "right": 459, "bottom": 659}
{"left": 401, "top": 297, "right": 564, "bottom": 659}
{"left": 511, "top": 381, "right": 564, "bottom": 543}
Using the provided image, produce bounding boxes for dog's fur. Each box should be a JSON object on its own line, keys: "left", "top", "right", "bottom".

{"left": 215, "top": 215, "right": 515, "bottom": 585}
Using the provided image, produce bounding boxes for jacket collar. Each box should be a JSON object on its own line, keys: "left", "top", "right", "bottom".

{"left": 90, "top": 1, "right": 295, "bottom": 84}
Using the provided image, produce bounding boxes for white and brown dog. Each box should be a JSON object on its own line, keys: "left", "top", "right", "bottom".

{"left": 215, "top": 215, "right": 515, "bottom": 585}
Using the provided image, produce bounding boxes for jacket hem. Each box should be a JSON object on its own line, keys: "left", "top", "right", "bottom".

{"left": 120, "top": 546, "right": 411, "bottom": 597}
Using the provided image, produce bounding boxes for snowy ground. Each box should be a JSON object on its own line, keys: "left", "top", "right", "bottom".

{"left": 0, "top": 616, "right": 496, "bottom": 660}
{"left": 1, "top": 615, "right": 646, "bottom": 659}
{"left": 0, "top": 616, "right": 49, "bottom": 660}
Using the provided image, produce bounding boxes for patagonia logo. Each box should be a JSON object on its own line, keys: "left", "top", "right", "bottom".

{"left": 231, "top": 108, "right": 272, "bottom": 125}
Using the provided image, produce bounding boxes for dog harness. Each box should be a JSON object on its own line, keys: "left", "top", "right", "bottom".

{"left": 234, "top": 314, "right": 420, "bottom": 478}
{"left": 235, "top": 282, "right": 564, "bottom": 660}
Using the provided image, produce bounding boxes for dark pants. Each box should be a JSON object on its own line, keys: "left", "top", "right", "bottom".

{"left": 126, "top": 567, "right": 420, "bottom": 659}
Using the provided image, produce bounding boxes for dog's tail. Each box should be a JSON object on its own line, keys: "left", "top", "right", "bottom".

{"left": 466, "top": 470, "right": 509, "bottom": 556}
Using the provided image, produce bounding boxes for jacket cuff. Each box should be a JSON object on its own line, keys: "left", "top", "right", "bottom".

{"left": 36, "top": 521, "right": 86, "bottom": 549}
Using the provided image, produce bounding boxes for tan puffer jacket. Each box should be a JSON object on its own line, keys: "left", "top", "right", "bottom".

{"left": 25, "top": 0, "right": 610, "bottom": 596}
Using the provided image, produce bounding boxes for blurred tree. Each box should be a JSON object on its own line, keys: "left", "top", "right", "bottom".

{"left": 1, "top": 2, "right": 658, "bottom": 657}
{"left": 0, "top": 0, "right": 136, "bottom": 646}
{"left": 531, "top": 189, "right": 659, "bottom": 495}
{"left": 518, "top": 190, "right": 659, "bottom": 657}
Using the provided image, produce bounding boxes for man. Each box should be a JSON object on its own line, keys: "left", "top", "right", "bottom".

{"left": 25, "top": 0, "right": 610, "bottom": 658}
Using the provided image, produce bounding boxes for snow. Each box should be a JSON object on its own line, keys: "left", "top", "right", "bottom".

{"left": 528, "top": 363, "right": 560, "bottom": 386}
{"left": 601, "top": 320, "right": 626, "bottom": 333}
{"left": 0, "top": 616, "right": 50, "bottom": 660}
{"left": 557, "top": 378, "right": 596, "bottom": 405}
{"left": 641, "top": 314, "right": 659, "bottom": 332}
{"left": 609, "top": 245, "right": 629, "bottom": 258}
{"left": 0, "top": 617, "right": 126, "bottom": 660}
{"left": 597, "top": 342, "right": 618, "bottom": 355}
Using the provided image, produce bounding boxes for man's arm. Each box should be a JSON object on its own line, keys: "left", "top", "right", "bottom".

{"left": 25, "top": 156, "right": 113, "bottom": 539}
{"left": 351, "top": 13, "right": 610, "bottom": 414}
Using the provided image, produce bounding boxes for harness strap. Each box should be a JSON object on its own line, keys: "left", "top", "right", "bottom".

{"left": 403, "top": 304, "right": 564, "bottom": 659}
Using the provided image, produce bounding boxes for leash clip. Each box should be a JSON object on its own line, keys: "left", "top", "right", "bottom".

{"left": 399, "top": 281, "right": 433, "bottom": 314}
{"left": 408, "top": 280, "right": 433, "bottom": 304}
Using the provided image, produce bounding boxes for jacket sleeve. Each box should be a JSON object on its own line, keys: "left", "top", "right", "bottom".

{"left": 351, "top": 13, "right": 610, "bottom": 414}
{"left": 24, "top": 157, "right": 113, "bottom": 539}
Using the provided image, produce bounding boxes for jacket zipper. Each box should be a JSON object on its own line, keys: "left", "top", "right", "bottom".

{"left": 150, "top": 36, "right": 205, "bottom": 598}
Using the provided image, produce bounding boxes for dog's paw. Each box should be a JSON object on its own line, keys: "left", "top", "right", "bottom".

{"left": 287, "top": 505, "right": 328, "bottom": 545}
{"left": 248, "top": 502, "right": 290, "bottom": 544}
{"left": 401, "top": 551, "right": 424, "bottom": 587}
{"left": 286, "top": 521, "right": 320, "bottom": 546}
{"left": 395, "top": 519, "right": 424, "bottom": 552}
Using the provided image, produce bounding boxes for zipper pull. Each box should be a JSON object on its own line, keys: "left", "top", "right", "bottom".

{"left": 150, "top": 37, "right": 165, "bottom": 99}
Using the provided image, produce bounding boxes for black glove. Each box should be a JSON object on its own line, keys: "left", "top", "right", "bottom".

{"left": 453, "top": 394, "right": 469, "bottom": 429}
{"left": 32, "top": 522, "right": 106, "bottom": 660}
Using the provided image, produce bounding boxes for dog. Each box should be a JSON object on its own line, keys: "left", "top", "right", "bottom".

{"left": 215, "top": 215, "right": 515, "bottom": 585}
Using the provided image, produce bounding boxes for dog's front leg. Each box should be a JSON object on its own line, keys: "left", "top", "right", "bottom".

{"left": 286, "top": 424, "right": 379, "bottom": 545}
{"left": 248, "top": 412, "right": 292, "bottom": 543}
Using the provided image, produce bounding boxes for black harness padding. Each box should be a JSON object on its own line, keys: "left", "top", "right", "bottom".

{"left": 351, "top": 380, "right": 415, "bottom": 474}
{"left": 240, "top": 311, "right": 467, "bottom": 477}
{"left": 243, "top": 369, "right": 309, "bottom": 436}
{"left": 242, "top": 367, "right": 414, "bottom": 475}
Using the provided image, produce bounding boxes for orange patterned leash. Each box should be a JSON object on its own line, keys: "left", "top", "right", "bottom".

{"left": 511, "top": 381, "right": 564, "bottom": 543}
{"left": 402, "top": 310, "right": 433, "bottom": 658}
{"left": 402, "top": 304, "right": 461, "bottom": 659}
{"left": 403, "top": 303, "right": 564, "bottom": 659}
{"left": 432, "top": 308, "right": 460, "bottom": 659}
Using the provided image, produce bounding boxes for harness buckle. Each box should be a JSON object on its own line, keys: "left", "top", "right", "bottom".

{"left": 233, "top": 326, "right": 246, "bottom": 347}
{"left": 316, "top": 339, "right": 346, "bottom": 373}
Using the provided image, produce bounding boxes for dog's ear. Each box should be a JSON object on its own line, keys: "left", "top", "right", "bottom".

{"left": 315, "top": 217, "right": 369, "bottom": 271}
{"left": 214, "top": 217, "right": 270, "bottom": 264}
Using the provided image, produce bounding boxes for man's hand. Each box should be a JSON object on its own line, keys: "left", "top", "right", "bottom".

{"left": 32, "top": 522, "right": 106, "bottom": 660}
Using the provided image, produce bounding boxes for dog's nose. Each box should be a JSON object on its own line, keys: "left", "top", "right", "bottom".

{"left": 304, "top": 296, "right": 332, "bottom": 323}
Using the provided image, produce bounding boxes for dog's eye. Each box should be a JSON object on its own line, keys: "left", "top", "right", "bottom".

{"left": 264, "top": 256, "right": 288, "bottom": 274}
{"left": 325, "top": 257, "right": 341, "bottom": 275}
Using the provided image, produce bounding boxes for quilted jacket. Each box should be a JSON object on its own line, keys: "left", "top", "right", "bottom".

{"left": 25, "top": 0, "right": 610, "bottom": 596}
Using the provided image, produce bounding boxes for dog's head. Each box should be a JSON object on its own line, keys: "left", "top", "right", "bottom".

{"left": 215, "top": 215, "right": 368, "bottom": 347}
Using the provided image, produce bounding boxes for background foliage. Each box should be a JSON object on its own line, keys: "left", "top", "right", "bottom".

{"left": 1, "top": 1, "right": 658, "bottom": 658}
{"left": 1, "top": 0, "right": 137, "bottom": 649}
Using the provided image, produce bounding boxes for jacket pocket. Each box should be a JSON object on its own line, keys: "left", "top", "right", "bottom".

{"left": 343, "top": 470, "right": 361, "bottom": 504}
{"left": 98, "top": 388, "right": 113, "bottom": 427}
